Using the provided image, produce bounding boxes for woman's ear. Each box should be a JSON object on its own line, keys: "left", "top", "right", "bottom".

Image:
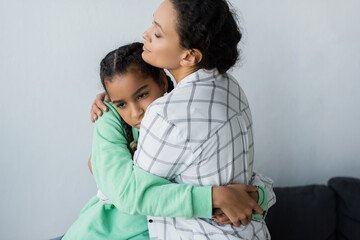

{"left": 180, "top": 49, "right": 203, "bottom": 67}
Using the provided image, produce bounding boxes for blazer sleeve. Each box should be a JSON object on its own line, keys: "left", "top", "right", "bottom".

{"left": 250, "top": 171, "right": 277, "bottom": 211}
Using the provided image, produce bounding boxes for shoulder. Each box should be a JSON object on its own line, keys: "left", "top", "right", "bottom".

{"left": 140, "top": 102, "right": 188, "bottom": 145}
{"left": 95, "top": 102, "right": 120, "bottom": 126}
{"left": 94, "top": 102, "right": 126, "bottom": 139}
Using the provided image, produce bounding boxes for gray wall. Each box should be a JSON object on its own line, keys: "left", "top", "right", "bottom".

{"left": 0, "top": 0, "right": 359, "bottom": 239}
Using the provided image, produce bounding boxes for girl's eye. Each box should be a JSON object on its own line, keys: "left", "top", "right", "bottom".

{"left": 116, "top": 103, "right": 126, "bottom": 109}
{"left": 137, "top": 92, "right": 149, "bottom": 100}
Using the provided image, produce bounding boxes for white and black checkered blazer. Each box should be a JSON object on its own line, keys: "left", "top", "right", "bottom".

{"left": 134, "top": 69, "right": 275, "bottom": 240}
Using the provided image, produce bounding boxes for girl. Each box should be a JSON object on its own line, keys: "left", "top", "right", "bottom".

{"left": 64, "top": 42, "right": 264, "bottom": 240}
{"left": 93, "top": 0, "right": 276, "bottom": 239}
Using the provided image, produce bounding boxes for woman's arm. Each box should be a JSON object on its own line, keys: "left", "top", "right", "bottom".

{"left": 88, "top": 155, "right": 92, "bottom": 174}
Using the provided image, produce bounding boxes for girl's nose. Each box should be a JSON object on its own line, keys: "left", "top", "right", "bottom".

{"left": 131, "top": 104, "right": 144, "bottom": 119}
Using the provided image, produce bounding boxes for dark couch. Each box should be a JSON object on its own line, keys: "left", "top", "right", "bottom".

{"left": 265, "top": 177, "right": 360, "bottom": 240}
{"left": 52, "top": 177, "right": 359, "bottom": 240}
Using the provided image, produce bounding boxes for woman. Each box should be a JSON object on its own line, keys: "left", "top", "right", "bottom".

{"left": 92, "top": 0, "right": 276, "bottom": 239}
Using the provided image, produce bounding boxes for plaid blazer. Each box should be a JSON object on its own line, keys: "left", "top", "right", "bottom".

{"left": 134, "top": 69, "right": 275, "bottom": 240}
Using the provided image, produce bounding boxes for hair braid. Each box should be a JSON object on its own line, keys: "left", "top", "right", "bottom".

{"left": 120, "top": 117, "right": 137, "bottom": 155}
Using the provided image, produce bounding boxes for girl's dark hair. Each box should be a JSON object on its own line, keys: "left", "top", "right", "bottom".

{"left": 170, "top": 0, "right": 241, "bottom": 74}
{"left": 100, "top": 42, "right": 174, "bottom": 155}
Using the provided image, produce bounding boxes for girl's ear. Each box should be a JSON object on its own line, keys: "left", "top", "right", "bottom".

{"left": 160, "top": 71, "right": 168, "bottom": 93}
{"left": 180, "top": 49, "right": 203, "bottom": 67}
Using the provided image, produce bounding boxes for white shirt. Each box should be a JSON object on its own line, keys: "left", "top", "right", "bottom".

{"left": 134, "top": 69, "right": 275, "bottom": 240}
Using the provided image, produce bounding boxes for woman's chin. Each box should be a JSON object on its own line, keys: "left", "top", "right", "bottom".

{"left": 141, "top": 51, "right": 149, "bottom": 61}
{"left": 141, "top": 53, "right": 158, "bottom": 67}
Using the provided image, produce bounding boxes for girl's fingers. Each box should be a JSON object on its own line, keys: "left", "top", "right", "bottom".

{"left": 253, "top": 204, "right": 264, "bottom": 215}
{"left": 212, "top": 208, "right": 224, "bottom": 218}
{"left": 239, "top": 217, "right": 248, "bottom": 226}
{"left": 221, "top": 220, "right": 232, "bottom": 225}
{"left": 245, "top": 185, "right": 259, "bottom": 192}
{"left": 214, "top": 218, "right": 232, "bottom": 225}
{"left": 218, "top": 215, "right": 230, "bottom": 222}
{"left": 227, "top": 213, "right": 241, "bottom": 227}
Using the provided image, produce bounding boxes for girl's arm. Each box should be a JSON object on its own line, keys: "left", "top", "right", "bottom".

{"left": 92, "top": 102, "right": 210, "bottom": 218}
{"left": 89, "top": 154, "right": 261, "bottom": 223}
{"left": 91, "top": 102, "right": 263, "bottom": 221}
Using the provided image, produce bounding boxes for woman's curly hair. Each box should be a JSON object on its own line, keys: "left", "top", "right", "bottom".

{"left": 170, "top": 0, "right": 242, "bottom": 74}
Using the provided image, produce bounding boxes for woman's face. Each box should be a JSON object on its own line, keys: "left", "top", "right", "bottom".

{"left": 105, "top": 70, "right": 165, "bottom": 129}
{"left": 142, "top": 0, "right": 185, "bottom": 70}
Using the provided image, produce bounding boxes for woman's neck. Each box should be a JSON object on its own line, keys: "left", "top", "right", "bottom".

{"left": 169, "top": 66, "right": 199, "bottom": 84}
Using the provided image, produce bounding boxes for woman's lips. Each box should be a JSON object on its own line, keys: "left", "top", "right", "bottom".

{"left": 143, "top": 45, "right": 151, "bottom": 53}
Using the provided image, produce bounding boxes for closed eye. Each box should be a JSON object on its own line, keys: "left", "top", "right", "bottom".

{"left": 152, "top": 21, "right": 162, "bottom": 38}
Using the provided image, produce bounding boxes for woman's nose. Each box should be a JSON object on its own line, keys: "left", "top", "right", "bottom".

{"left": 142, "top": 28, "right": 151, "bottom": 42}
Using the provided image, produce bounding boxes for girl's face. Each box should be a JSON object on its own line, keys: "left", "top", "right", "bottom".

{"left": 142, "top": 0, "right": 185, "bottom": 70}
{"left": 105, "top": 70, "right": 166, "bottom": 129}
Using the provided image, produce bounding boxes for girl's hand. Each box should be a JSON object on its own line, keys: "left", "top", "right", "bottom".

{"left": 212, "top": 184, "right": 263, "bottom": 227}
{"left": 91, "top": 92, "right": 110, "bottom": 122}
{"left": 212, "top": 208, "right": 231, "bottom": 225}
{"left": 212, "top": 189, "right": 258, "bottom": 225}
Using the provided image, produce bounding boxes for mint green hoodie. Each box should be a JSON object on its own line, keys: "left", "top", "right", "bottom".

{"left": 63, "top": 102, "right": 212, "bottom": 240}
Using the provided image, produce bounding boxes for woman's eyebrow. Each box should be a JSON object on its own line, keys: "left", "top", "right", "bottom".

{"left": 154, "top": 21, "right": 165, "bottom": 33}
{"left": 132, "top": 85, "right": 148, "bottom": 97}
{"left": 153, "top": 14, "right": 165, "bottom": 33}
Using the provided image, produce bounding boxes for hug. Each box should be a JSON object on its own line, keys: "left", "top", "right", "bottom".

{"left": 61, "top": 0, "right": 275, "bottom": 239}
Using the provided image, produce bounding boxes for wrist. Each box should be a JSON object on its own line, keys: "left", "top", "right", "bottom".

{"left": 212, "top": 186, "right": 226, "bottom": 208}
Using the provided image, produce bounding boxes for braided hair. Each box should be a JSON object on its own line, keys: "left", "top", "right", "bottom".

{"left": 100, "top": 42, "right": 174, "bottom": 155}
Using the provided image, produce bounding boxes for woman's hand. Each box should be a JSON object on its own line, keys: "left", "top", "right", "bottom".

{"left": 88, "top": 155, "right": 93, "bottom": 175}
{"left": 91, "top": 92, "right": 110, "bottom": 122}
{"left": 212, "top": 184, "right": 263, "bottom": 227}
